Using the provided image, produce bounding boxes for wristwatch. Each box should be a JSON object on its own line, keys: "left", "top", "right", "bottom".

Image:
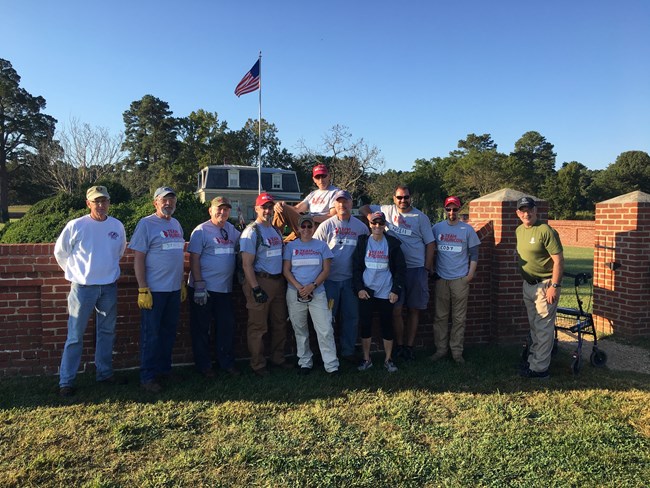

{"left": 551, "top": 282, "right": 561, "bottom": 288}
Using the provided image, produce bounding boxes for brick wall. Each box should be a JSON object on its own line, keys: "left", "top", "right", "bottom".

{"left": 592, "top": 191, "right": 650, "bottom": 337}
{"left": 548, "top": 220, "right": 594, "bottom": 248}
{"left": 3, "top": 189, "right": 647, "bottom": 377}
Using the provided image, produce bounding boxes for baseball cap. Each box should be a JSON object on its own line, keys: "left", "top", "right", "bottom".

{"left": 298, "top": 214, "right": 315, "bottom": 226}
{"left": 444, "top": 196, "right": 461, "bottom": 208}
{"left": 369, "top": 211, "right": 386, "bottom": 223}
{"left": 312, "top": 164, "right": 329, "bottom": 177}
{"left": 255, "top": 193, "right": 275, "bottom": 206}
{"left": 517, "top": 196, "right": 536, "bottom": 209}
{"left": 154, "top": 187, "right": 176, "bottom": 199}
{"left": 86, "top": 185, "right": 110, "bottom": 201}
{"left": 333, "top": 189, "right": 352, "bottom": 200}
{"left": 210, "top": 196, "right": 232, "bottom": 208}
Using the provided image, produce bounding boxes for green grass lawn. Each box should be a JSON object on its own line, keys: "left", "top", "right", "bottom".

{"left": 1, "top": 343, "right": 648, "bottom": 487}
{"left": 559, "top": 246, "right": 594, "bottom": 311}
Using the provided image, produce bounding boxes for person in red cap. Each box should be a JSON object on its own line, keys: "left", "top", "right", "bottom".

{"left": 239, "top": 192, "right": 291, "bottom": 376}
{"left": 273, "top": 164, "right": 339, "bottom": 241}
{"left": 430, "top": 196, "right": 480, "bottom": 364}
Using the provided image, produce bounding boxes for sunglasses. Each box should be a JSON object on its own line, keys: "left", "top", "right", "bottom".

{"left": 300, "top": 224, "right": 313, "bottom": 229}
{"left": 220, "top": 228, "right": 229, "bottom": 240}
{"left": 395, "top": 195, "right": 410, "bottom": 200}
{"left": 314, "top": 174, "right": 327, "bottom": 179}
{"left": 370, "top": 221, "right": 385, "bottom": 226}
{"left": 445, "top": 207, "right": 459, "bottom": 212}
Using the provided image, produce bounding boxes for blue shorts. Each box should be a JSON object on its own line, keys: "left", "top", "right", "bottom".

{"left": 396, "top": 267, "right": 430, "bottom": 310}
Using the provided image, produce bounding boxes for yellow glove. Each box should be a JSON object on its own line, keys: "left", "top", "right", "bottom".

{"left": 180, "top": 282, "right": 187, "bottom": 303}
{"left": 138, "top": 287, "right": 153, "bottom": 310}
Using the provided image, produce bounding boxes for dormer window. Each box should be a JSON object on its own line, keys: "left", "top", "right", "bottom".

{"left": 228, "top": 170, "right": 240, "bottom": 188}
{"left": 272, "top": 173, "right": 282, "bottom": 190}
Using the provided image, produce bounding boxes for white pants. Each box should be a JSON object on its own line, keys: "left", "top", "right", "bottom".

{"left": 286, "top": 290, "right": 339, "bottom": 372}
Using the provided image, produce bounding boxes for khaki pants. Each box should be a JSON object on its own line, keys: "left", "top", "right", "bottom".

{"left": 243, "top": 275, "right": 288, "bottom": 371}
{"left": 523, "top": 280, "right": 558, "bottom": 373}
{"left": 433, "top": 277, "right": 470, "bottom": 358}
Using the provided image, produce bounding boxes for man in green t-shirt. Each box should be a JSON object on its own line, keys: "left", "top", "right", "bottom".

{"left": 515, "top": 197, "right": 564, "bottom": 379}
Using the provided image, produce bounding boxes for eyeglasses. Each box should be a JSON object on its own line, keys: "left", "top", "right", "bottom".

{"left": 90, "top": 199, "right": 109, "bottom": 205}
{"left": 220, "top": 228, "right": 229, "bottom": 240}
{"left": 370, "top": 221, "right": 385, "bottom": 226}
{"left": 395, "top": 195, "right": 410, "bottom": 200}
{"left": 314, "top": 174, "right": 327, "bottom": 179}
{"left": 300, "top": 224, "right": 313, "bottom": 229}
{"left": 445, "top": 207, "right": 459, "bottom": 212}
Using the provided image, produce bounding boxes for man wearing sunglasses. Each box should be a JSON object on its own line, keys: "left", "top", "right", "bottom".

{"left": 430, "top": 196, "right": 480, "bottom": 364}
{"left": 187, "top": 196, "right": 241, "bottom": 378}
{"left": 360, "top": 185, "right": 435, "bottom": 361}
{"left": 273, "top": 164, "right": 338, "bottom": 241}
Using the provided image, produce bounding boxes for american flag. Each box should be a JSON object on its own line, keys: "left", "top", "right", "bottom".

{"left": 234, "top": 59, "right": 260, "bottom": 97}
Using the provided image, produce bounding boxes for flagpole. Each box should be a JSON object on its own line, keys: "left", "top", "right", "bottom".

{"left": 257, "top": 51, "right": 262, "bottom": 195}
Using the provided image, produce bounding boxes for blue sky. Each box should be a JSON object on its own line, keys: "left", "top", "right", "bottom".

{"left": 5, "top": 0, "right": 649, "bottom": 172}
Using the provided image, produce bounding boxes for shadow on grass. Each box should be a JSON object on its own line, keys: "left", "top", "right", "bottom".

{"left": 1, "top": 343, "right": 648, "bottom": 411}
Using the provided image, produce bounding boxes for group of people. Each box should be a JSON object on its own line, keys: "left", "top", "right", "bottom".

{"left": 54, "top": 166, "right": 563, "bottom": 396}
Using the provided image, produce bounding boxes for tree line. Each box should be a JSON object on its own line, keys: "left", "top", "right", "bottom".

{"left": 2, "top": 57, "right": 649, "bottom": 224}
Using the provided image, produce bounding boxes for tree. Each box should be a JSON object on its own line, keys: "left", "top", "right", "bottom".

{"left": 299, "top": 125, "right": 384, "bottom": 199}
{"left": 592, "top": 150, "right": 650, "bottom": 200}
{"left": 32, "top": 118, "right": 125, "bottom": 194}
{"left": 443, "top": 133, "right": 510, "bottom": 202}
{"left": 405, "top": 157, "right": 446, "bottom": 218}
{"left": 241, "top": 118, "right": 295, "bottom": 169}
{"left": 120, "top": 95, "right": 180, "bottom": 196}
{"left": 0, "top": 58, "right": 57, "bottom": 222}
{"left": 510, "top": 131, "right": 556, "bottom": 195}
{"left": 366, "top": 169, "right": 405, "bottom": 205}
{"left": 544, "top": 161, "right": 593, "bottom": 219}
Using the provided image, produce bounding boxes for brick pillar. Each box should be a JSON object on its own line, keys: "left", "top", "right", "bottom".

{"left": 471, "top": 189, "right": 549, "bottom": 343}
{"left": 593, "top": 191, "right": 650, "bottom": 338}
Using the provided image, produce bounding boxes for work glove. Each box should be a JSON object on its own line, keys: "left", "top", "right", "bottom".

{"left": 193, "top": 281, "right": 208, "bottom": 306}
{"left": 138, "top": 287, "right": 153, "bottom": 310}
{"left": 252, "top": 286, "right": 268, "bottom": 304}
{"left": 181, "top": 281, "right": 188, "bottom": 303}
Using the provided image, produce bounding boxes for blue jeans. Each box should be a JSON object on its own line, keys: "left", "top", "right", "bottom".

{"left": 189, "top": 288, "right": 236, "bottom": 372}
{"left": 59, "top": 282, "right": 117, "bottom": 387}
{"left": 140, "top": 291, "right": 180, "bottom": 384}
{"left": 324, "top": 278, "right": 359, "bottom": 357}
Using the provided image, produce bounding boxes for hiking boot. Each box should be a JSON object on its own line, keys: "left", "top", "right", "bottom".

{"left": 59, "top": 386, "right": 76, "bottom": 397}
{"left": 298, "top": 366, "right": 311, "bottom": 376}
{"left": 402, "top": 346, "right": 415, "bottom": 361}
{"left": 430, "top": 351, "right": 447, "bottom": 362}
{"left": 384, "top": 360, "right": 398, "bottom": 373}
{"left": 519, "top": 368, "right": 550, "bottom": 379}
{"left": 357, "top": 359, "right": 373, "bottom": 371}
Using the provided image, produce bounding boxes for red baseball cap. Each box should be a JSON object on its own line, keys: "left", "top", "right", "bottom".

{"left": 255, "top": 193, "right": 275, "bottom": 206}
{"left": 312, "top": 164, "right": 329, "bottom": 177}
{"left": 444, "top": 196, "right": 461, "bottom": 208}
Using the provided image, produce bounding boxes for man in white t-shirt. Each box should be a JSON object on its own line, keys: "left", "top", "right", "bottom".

{"left": 273, "top": 164, "right": 338, "bottom": 241}
{"left": 55, "top": 185, "right": 127, "bottom": 397}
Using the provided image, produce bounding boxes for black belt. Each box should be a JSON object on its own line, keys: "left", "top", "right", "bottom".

{"left": 525, "top": 278, "right": 547, "bottom": 285}
{"left": 256, "top": 272, "right": 282, "bottom": 279}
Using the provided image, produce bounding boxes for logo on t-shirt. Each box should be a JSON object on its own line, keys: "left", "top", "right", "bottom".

{"left": 438, "top": 233, "right": 462, "bottom": 243}
{"left": 108, "top": 231, "right": 120, "bottom": 240}
{"left": 160, "top": 229, "right": 182, "bottom": 239}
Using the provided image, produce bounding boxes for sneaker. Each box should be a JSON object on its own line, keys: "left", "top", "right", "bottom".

{"left": 384, "top": 360, "right": 398, "bottom": 373}
{"left": 59, "top": 386, "right": 76, "bottom": 397}
{"left": 357, "top": 359, "right": 373, "bottom": 371}
{"left": 326, "top": 369, "right": 340, "bottom": 376}
{"left": 140, "top": 381, "right": 162, "bottom": 393}
{"left": 402, "top": 346, "right": 415, "bottom": 361}
{"left": 452, "top": 355, "right": 466, "bottom": 365}
{"left": 394, "top": 345, "right": 404, "bottom": 359}
{"left": 297, "top": 366, "right": 311, "bottom": 376}
{"left": 519, "top": 368, "right": 550, "bottom": 379}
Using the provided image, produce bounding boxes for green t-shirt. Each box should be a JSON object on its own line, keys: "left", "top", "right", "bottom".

{"left": 516, "top": 221, "right": 563, "bottom": 281}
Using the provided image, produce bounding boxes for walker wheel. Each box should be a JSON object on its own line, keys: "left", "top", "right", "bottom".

{"left": 571, "top": 353, "right": 582, "bottom": 374}
{"left": 590, "top": 349, "right": 608, "bottom": 367}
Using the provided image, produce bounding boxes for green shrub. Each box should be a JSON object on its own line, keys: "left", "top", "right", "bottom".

{"left": 0, "top": 192, "right": 208, "bottom": 243}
